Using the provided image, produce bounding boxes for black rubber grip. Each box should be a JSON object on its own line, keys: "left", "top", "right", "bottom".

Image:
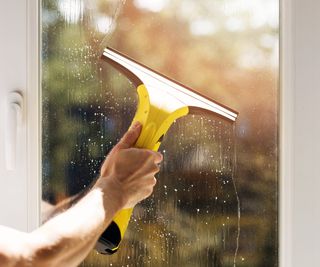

{"left": 95, "top": 221, "right": 121, "bottom": 255}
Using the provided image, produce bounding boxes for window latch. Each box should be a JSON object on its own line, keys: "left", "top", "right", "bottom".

{"left": 5, "top": 91, "right": 23, "bottom": 171}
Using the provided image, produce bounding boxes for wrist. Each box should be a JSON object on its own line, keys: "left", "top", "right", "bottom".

{"left": 93, "top": 176, "right": 126, "bottom": 215}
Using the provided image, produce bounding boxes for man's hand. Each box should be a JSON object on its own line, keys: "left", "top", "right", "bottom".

{"left": 96, "top": 121, "right": 163, "bottom": 209}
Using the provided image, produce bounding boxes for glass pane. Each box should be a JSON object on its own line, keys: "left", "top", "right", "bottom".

{"left": 41, "top": 0, "right": 279, "bottom": 266}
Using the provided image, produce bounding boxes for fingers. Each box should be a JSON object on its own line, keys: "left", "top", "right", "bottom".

{"left": 147, "top": 154, "right": 161, "bottom": 173}
{"left": 133, "top": 152, "right": 161, "bottom": 179}
{"left": 139, "top": 159, "right": 160, "bottom": 176}
{"left": 150, "top": 177, "right": 157, "bottom": 186}
{"left": 153, "top": 151, "right": 163, "bottom": 164}
{"left": 124, "top": 148, "right": 162, "bottom": 164}
{"left": 117, "top": 121, "right": 142, "bottom": 149}
{"left": 139, "top": 177, "right": 157, "bottom": 200}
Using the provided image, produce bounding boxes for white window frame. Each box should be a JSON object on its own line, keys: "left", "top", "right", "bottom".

{"left": 8, "top": 0, "right": 320, "bottom": 266}
{"left": 281, "top": 0, "right": 320, "bottom": 266}
{"left": 27, "top": 0, "right": 41, "bottom": 232}
{"left": 280, "top": 0, "right": 294, "bottom": 265}
{"left": 0, "top": 0, "right": 39, "bottom": 232}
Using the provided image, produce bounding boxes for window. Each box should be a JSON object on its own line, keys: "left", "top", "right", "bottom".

{"left": 41, "top": 0, "right": 279, "bottom": 266}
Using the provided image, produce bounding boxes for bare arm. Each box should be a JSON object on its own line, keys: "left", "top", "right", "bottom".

{"left": 41, "top": 192, "right": 84, "bottom": 223}
{"left": 0, "top": 185, "right": 120, "bottom": 267}
{"left": 0, "top": 122, "right": 162, "bottom": 267}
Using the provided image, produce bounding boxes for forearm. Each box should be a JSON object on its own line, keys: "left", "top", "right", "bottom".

{"left": 41, "top": 192, "right": 82, "bottom": 223}
{"left": 24, "top": 182, "right": 121, "bottom": 267}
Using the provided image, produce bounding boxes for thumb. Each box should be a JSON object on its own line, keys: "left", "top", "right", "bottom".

{"left": 117, "top": 121, "right": 142, "bottom": 149}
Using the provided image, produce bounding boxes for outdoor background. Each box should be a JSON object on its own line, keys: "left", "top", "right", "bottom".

{"left": 41, "top": 0, "right": 279, "bottom": 266}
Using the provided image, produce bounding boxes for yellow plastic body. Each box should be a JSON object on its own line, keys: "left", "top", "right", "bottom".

{"left": 109, "top": 84, "right": 189, "bottom": 252}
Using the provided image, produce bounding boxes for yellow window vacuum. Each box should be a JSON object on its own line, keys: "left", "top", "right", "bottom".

{"left": 95, "top": 47, "right": 238, "bottom": 254}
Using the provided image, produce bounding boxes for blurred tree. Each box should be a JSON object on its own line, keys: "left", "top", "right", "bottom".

{"left": 42, "top": 0, "right": 278, "bottom": 266}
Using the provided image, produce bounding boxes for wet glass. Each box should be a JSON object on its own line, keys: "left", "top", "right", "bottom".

{"left": 41, "top": 0, "right": 279, "bottom": 266}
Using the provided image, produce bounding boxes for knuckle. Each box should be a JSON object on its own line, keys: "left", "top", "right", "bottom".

{"left": 149, "top": 164, "right": 160, "bottom": 174}
{"left": 152, "top": 177, "right": 157, "bottom": 185}
{"left": 146, "top": 187, "right": 153, "bottom": 196}
{"left": 143, "top": 150, "right": 153, "bottom": 159}
{"left": 154, "top": 164, "right": 160, "bottom": 173}
{"left": 147, "top": 176, "right": 157, "bottom": 185}
{"left": 141, "top": 149, "right": 153, "bottom": 159}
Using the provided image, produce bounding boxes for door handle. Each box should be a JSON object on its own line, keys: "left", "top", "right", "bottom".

{"left": 5, "top": 91, "right": 23, "bottom": 171}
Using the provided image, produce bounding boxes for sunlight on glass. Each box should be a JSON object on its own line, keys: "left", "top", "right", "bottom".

{"left": 190, "top": 19, "right": 218, "bottom": 36}
{"left": 225, "top": 17, "right": 245, "bottom": 32}
{"left": 238, "top": 47, "right": 266, "bottom": 68}
{"left": 95, "top": 15, "right": 115, "bottom": 33}
{"left": 260, "top": 33, "right": 278, "bottom": 49}
{"left": 58, "top": 0, "right": 84, "bottom": 23}
{"left": 133, "top": 0, "right": 169, "bottom": 12}
{"left": 222, "top": 0, "right": 278, "bottom": 28}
